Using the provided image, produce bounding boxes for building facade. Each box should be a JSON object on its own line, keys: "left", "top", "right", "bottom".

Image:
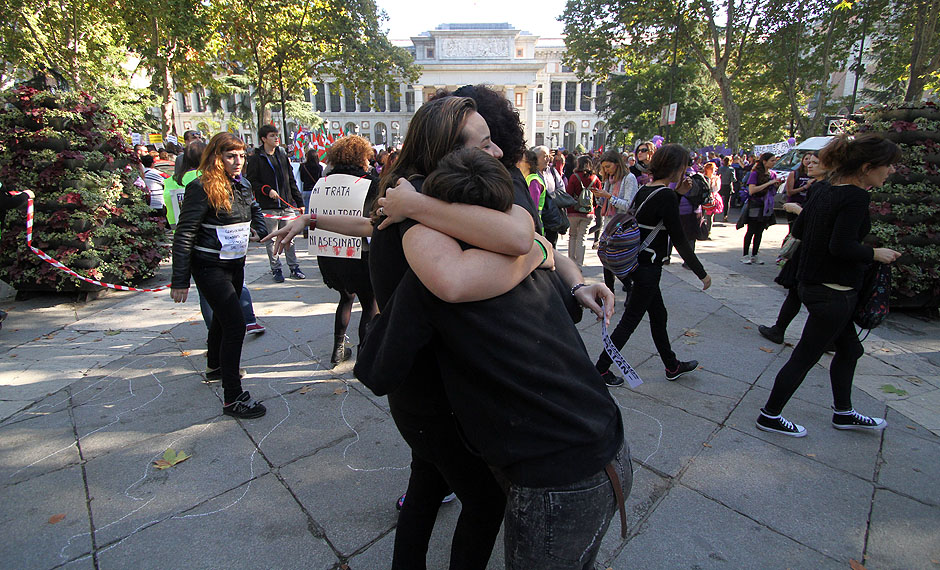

{"left": 172, "top": 23, "right": 611, "bottom": 151}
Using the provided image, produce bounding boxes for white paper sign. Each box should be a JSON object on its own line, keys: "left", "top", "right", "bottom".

{"left": 131, "top": 133, "right": 142, "bottom": 145}
{"left": 216, "top": 222, "right": 251, "bottom": 260}
{"left": 166, "top": 134, "right": 179, "bottom": 145}
{"left": 601, "top": 302, "right": 643, "bottom": 388}
{"left": 168, "top": 187, "right": 186, "bottom": 224}
{"left": 308, "top": 173, "right": 372, "bottom": 259}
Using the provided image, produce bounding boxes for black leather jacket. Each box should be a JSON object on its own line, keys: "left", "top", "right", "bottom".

{"left": 171, "top": 176, "right": 269, "bottom": 289}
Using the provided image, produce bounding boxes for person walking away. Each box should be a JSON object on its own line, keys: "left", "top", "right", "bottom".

{"left": 756, "top": 134, "right": 902, "bottom": 437}
{"left": 170, "top": 133, "right": 269, "bottom": 419}
{"left": 594, "top": 144, "right": 712, "bottom": 387}
{"left": 718, "top": 156, "right": 735, "bottom": 222}
{"left": 245, "top": 125, "right": 306, "bottom": 282}
{"left": 309, "top": 135, "right": 380, "bottom": 366}
{"left": 739, "top": 152, "right": 783, "bottom": 265}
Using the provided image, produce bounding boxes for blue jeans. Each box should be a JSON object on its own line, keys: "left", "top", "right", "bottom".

{"left": 200, "top": 285, "right": 256, "bottom": 328}
{"left": 502, "top": 442, "right": 632, "bottom": 569}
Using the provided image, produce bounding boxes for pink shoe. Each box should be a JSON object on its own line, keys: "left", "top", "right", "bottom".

{"left": 246, "top": 322, "right": 266, "bottom": 335}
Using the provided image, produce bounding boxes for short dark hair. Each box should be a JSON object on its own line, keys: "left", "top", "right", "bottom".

{"left": 140, "top": 154, "right": 155, "bottom": 168}
{"left": 183, "top": 130, "right": 201, "bottom": 143}
{"left": 259, "top": 124, "right": 278, "bottom": 140}
{"left": 648, "top": 143, "right": 690, "bottom": 181}
{"left": 423, "top": 148, "right": 514, "bottom": 212}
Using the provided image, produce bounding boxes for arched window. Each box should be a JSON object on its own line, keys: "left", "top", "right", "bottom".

{"left": 374, "top": 122, "right": 388, "bottom": 145}
{"left": 594, "top": 122, "right": 607, "bottom": 150}
{"left": 344, "top": 122, "right": 358, "bottom": 136}
{"left": 563, "top": 122, "right": 577, "bottom": 151}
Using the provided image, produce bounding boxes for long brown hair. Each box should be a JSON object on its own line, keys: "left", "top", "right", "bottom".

{"left": 598, "top": 150, "right": 626, "bottom": 182}
{"left": 754, "top": 152, "right": 775, "bottom": 185}
{"left": 373, "top": 96, "right": 477, "bottom": 221}
{"left": 199, "top": 133, "right": 246, "bottom": 212}
{"left": 819, "top": 134, "right": 901, "bottom": 181}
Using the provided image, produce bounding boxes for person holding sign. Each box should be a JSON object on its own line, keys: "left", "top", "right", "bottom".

{"left": 170, "top": 133, "right": 269, "bottom": 420}
{"left": 308, "top": 135, "right": 381, "bottom": 366}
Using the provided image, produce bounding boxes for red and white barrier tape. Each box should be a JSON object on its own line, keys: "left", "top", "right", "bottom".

{"left": 14, "top": 191, "right": 171, "bottom": 292}
{"left": 260, "top": 186, "right": 302, "bottom": 221}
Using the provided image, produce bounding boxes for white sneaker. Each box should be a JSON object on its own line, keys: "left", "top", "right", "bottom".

{"left": 752, "top": 255, "right": 764, "bottom": 265}
{"left": 741, "top": 256, "right": 753, "bottom": 265}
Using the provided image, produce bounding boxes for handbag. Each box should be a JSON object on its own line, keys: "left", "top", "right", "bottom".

{"left": 778, "top": 234, "right": 801, "bottom": 260}
{"left": 551, "top": 188, "right": 577, "bottom": 209}
{"left": 540, "top": 189, "right": 570, "bottom": 234}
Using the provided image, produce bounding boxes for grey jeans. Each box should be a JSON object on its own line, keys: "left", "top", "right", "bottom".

{"left": 502, "top": 442, "right": 633, "bottom": 569}
{"left": 262, "top": 209, "right": 299, "bottom": 271}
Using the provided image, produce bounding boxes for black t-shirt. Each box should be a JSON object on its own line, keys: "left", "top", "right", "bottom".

{"left": 632, "top": 185, "right": 707, "bottom": 279}
{"left": 358, "top": 266, "right": 624, "bottom": 487}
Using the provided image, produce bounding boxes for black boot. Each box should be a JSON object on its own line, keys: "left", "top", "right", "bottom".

{"left": 331, "top": 334, "right": 352, "bottom": 366}
{"left": 758, "top": 325, "right": 784, "bottom": 345}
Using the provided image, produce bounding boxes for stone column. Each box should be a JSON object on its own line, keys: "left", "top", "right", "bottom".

{"left": 338, "top": 85, "right": 346, "bottom": 113}
{"left": 560, "top": 81, "right": 567, "bottom": 111}
{"left": 505, "top": 85, "right": 515, "bottom": 105}
{"left": 526, "top": 86, "right": 537, "bottom": 147}
{"left": 414, "top": 85, "right": 424, "bottom": 107}
{"left": 575, "top": 82, "right": 582, "bottom": 112}
{"left": 322, "top": 82, "right": 331, "bottom": 113}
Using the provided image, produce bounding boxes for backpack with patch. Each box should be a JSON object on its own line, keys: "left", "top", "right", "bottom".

{"left": 854, "top": 262, "right": 891, "bottom": 332}
{"left": 573, "top": 173, "right": 595, "bottom": 213}
{"left": 597, "top": 186, "right": 666, "bottom": 277}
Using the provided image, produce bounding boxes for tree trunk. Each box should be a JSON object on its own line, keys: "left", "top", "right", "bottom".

{"left": 904, "top": 0, "right": 940, "bottom": 102}
{"left": 158, "top": 61, "right": 175, "bottom": 139}
{"left": 810, "top": 7, "right": 841, "bottom": 133}
{"left": 713, "top": 71, "right": 741, "bottom": 151}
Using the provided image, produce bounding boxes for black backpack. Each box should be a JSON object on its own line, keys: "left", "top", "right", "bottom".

{"left": 685, "top": 173, "right": 711, "bottom": 208}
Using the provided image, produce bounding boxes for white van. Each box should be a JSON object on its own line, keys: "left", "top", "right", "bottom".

{"left": 771, "top": 136, "right": 833, "bottom": 208}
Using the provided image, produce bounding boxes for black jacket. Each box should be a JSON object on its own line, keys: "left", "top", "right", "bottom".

{"left": 171, "top": 176, "right": 268, "bottom": 289}
{"left": 299, "top": 157, "right": 323, "bottom": 193}
{"left": 245, "top": 146, "right": 303, "bottom": 210}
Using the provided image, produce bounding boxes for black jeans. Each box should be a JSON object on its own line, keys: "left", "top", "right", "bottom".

{"left": 763, "top": 284, "right": 863, "bottom": 415}
{"left": 192, "top": 260, "right": 246, "bottom": 403}
{"left": 719, "top": 184, "right": 732, "bottom": 219}
{"left": 390, "top": 406, "right": 505, "bottom": 570}
{"left": 596, "top": 264, "right": 678, "bottom": 373}
{"left": 743, "top": 218, "right": 764, "bottom": 256}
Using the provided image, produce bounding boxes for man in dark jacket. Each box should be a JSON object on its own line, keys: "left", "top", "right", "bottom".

{"left": 245, "top": 125, "right": 305, "bottom": 282}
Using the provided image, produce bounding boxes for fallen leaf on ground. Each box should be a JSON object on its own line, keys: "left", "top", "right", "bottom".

{"left": 333, "top": 387, "right": 347, "bottom": 395}
{"left": 48, "top": 514, "right": 65, "bottom": 524}
{"left": 743, "top": 326, "right": 752, "bottom": 329}
{"left": 683, "top": 329, "right": 699, "bottom": 337}
{"left": 806, "top": 453, "right": 816, "bottom": 457}
{"left": 702, "top": 443, "right": 711, "bottom": 448}
{"left": 880, "top": 384, "right": 908, "bottom": 397}
{"left": 295, "top": 295, "right": 301, "bottom": 298}
{"left": 906, "top": 376, "right": 923, "bottom": 385}
{"left": 784, "top": 342, "right": 794, "bottom": 347}
{"left": 176, "top": 338, "right": 188, "bottom": 342}
{"left": 849, "top": 560, "right": 867, "bottom": 570}
{"left": 189, "top": 321, "right": 199, "bottom": 325}
{"left": 93, "top": 338, "right": 102, "bottom": 342}
{"left": 8, "top": 354, "right": 16, "bottom": 358}
{"left": 907, "top": 425, "right": 917, "bottom": 430}
{"left": 684, "top": 340, "right": 698, "bottom": 345}
{"left": 160, "top": 330, "right": 171, "bottom": 334}
{"left": 104, "top": 330, "right": 121, "bottom": 336}
{"left": 299, "top": 385, "right": 313, "bottom": 394}
{"left": 180, "top": 351, "right": 191, "bottom": 357}
{"left": 759, "top": 347, "right": 775, "bottom": 353}
{"left": 154, "top": 448, "right": 190, "bottom": 470}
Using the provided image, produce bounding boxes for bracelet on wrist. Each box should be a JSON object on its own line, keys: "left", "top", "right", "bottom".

{"left": 570, "top": 283, "right": 588, "bottom": 297}
{"left": 308, "top": 213, "right": 317, "bottom": 231}
{"left": 534, "top": 239, "right": 548, "bottom": 264}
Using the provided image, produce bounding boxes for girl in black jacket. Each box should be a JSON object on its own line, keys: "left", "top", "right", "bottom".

{"left": 170, "top": 133, "right": 269, "bottom": 419}
{"left": 757, "top": 134, "right": 902, "bottom": 437}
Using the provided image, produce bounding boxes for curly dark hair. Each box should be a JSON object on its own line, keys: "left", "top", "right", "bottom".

{"left": 430, "top": 84, "right": 526, "bottom": 169}
{"left": 424, "top": 148, "right": 514, "bottom": 212}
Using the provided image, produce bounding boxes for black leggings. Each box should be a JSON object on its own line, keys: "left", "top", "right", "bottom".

{"left": 389, "top": 397, "right": 505, "bottom": 569}
{"left": 763, "top": 284, "right": 863, "bottom": 415}
{"left": 596, "top": 264, "right": 678, "bottom": 373}
{"left": 334, "top": 290, "right": 378, "bottom": 343}
{"left": 743, "top": 219, "right": 764, "bottom": 256}
{"left": 192, "top": 261, "right": 246, "bottom": 403}
{"left": 774, "top": 286, "right": 802, "bottom": 332}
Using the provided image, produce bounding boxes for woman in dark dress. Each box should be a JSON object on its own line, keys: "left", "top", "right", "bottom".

{"left": 309, "top": 135, "right": 380, "bottom": 365}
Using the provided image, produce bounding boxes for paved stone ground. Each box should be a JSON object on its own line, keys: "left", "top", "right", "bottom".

{"left": 1, "top": 211, "right": 938, "bottom": 569}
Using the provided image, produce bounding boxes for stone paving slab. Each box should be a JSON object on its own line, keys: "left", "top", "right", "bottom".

{"left": 92, "top": 474, "right": 339, "bottom": 570}
{"left": 1, "top": 465, "right": 93, "bottom": 570}
{"left": 0, "top": 405, "right": 80, "bottom": 484}
{"left": 866, "top": 489, "right": 940, "bottom": 570}
{"left": 612, "top": 485, "right": 844, "bottom": 570}
{"left": 83, "top": 418, "right": 264, "bottom": 547}
{"left": 278, "top": 420, "right": 411, "bottom": 557}
{"left": 682, "top": 426, "right": 874, "bottom": 560}
{"left": 878, "top": 423, "right": 940, "bottom": 506}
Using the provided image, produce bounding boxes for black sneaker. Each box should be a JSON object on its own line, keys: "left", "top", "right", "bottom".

{"left": 665, "top": 360, "right": 698, "bottom": 381}
{"left": 758, "top": 325, "right": 784, "bottom": 345}
{"left": 272, "top": 268, "right": 285, "bottom": 283}
{"left": 601, "top": 370, "right": 624, "bottom": 387}
{"left": 204, "top": 367, "right": 246, "bottom": 382}
{"left": 756, "top": 412, "right": 807, "bottom": 437}
{"left": 831, "top": 408, "right": 886, "bottom": 431}
{"left": 223, "top": 391, "right": 266, "bottom": 419}
{"left": 290, "top": 268, "right": 306, "bottom": 280}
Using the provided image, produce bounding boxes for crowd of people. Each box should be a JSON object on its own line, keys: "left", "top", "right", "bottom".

{"left": 99, "top": 84, "right": 902, "bottom": 568}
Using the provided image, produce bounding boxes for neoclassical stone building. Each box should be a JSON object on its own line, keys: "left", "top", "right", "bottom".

{"left": 174, "top": 23, "right": 610, "bottom": 150}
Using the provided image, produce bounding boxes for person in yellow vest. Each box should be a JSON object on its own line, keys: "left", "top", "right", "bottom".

{"left": 164, "top": 141, "right": 207, "bottom": 226}
{"left": 517, "top": 149, "right": 545, "bottom": 235}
